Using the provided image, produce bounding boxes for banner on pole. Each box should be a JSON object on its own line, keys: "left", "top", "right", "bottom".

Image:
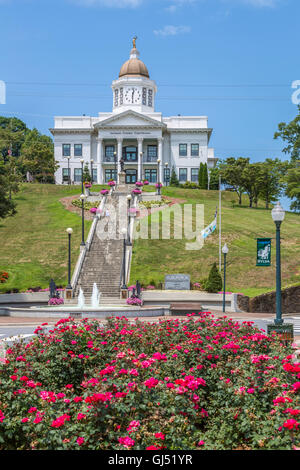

{"left": 256, "top": 238, "right": 271, "bottom": 266}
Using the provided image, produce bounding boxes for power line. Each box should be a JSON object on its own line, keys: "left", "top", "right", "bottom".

{"left": 8, "top": 92, "right": 290, "bottom": 101}
{"left": 5, "top": 81, "right": 293, "bottom": 88}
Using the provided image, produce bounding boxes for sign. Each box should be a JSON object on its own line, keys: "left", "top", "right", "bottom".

{"left": 165, "top": 274, "right": 190, "bottom": 290}
{"left": 256, "top": 238, "right": 271, "bottom": 266}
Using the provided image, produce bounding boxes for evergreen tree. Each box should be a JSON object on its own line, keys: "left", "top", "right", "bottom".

{"left": 0, "top": 156, "right": 16, "bottom": 219}
{"left": 82, "top": 163, "right": 92, "bottom": 183}
{"left": 203, "top": 163, "right": 208, "bottom": 190}
{"left": 170, "top": 166, "right": 179, "bottom": 187}
{"left": 205, "top": 262, "right": 223, "bottom": 293}
{"left": 209, "top": 167, "right": 220, "bottom": 190}
{"left": 198, "top": 163, "right": 203, "bottom": 188}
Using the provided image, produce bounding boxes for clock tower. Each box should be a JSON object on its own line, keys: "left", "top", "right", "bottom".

{"left": 111, "top": 37, "right": 157, "bottom": 114}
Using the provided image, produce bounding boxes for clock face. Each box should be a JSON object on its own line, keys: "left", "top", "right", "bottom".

{"left": 124, "top": 87, "right": 141, "bottom": 104}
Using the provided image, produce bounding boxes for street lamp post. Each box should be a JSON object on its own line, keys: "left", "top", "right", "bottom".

{"left": 164, "top": 162, "right": 169, "bottom": 186}
{"left": 66, "top": 228, "right": 73, "bottom": 289}
{"left": 67, "top": 156, "right": 71, "bottom": 185}
{"left": 267, "top": 202, "right": 293, "bottom": 345}
{"left": 80, "top": 193, "right": 86, "bottom": 247}
{"left": 127, "top": 194, "right": 132, "bottom": 243}
{"left": 80, "top": 159, "right": 84, "bottom": 193}
{"left": 121, "top": 227, "right": 128, "bottom": 290}
{"left": 222, "top": 243, "right": 229, "bottom": 313}
{"left": 157, "top": 159, "right": 161, "bottom": 195}
{"left": 271, "top": 202, "right": 285, "bottom": 325}
{"left": 90, "top": 159, "right": 94, "bottom": 184}
{"left": 114, "top": 151, "right": 117, "bottom": 181}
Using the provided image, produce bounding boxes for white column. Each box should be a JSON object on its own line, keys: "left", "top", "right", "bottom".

{"left": 158, "top": 138, "right": 163, "bottom": 184}
{"left": 117, "top": 138, "right": 123, "bottom": 183}
{"left": 96, "top": 138, "right": 103, "bottom": 184}
{"left": 137, "top": 138, "right": 143, "bottom": 181}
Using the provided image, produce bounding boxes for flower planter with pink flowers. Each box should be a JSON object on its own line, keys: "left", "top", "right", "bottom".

{"left": 143, "top": 180, "right": 149, "bottom": 185}
{"left": 108, "top": 181, "right": 116, "bottom": 187}
{"left": 132, "top": 189, "right": 142, "bottom": 196}
{"left": 135, "top": 181, "right": 144, "bottom": 188}
{"left": 100, "top": 189, "right": 109, "bottom": 196}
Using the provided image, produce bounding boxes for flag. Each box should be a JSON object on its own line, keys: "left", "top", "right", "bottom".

{"left": 201, "top": 207, "right": 217, "bottom": 240}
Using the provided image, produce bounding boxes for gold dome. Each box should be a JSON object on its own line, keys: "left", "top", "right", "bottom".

{"left": 119, "top": 41, "right": 150, "bottom": 78}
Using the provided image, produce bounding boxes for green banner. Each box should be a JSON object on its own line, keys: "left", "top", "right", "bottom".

{"left": 256, "top": 238, "right": 271, "bottom": 266}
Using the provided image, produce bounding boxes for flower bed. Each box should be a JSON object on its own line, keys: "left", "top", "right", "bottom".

{"left": 126, "top": 297, "right": 142, "bottom": 306}
{"left": 0, "top": 313, "right": 299, "bottom": 450}
{"left": 48, "top": 297, "right": 64, "bottom": 306}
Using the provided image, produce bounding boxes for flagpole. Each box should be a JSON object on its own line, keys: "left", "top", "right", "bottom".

{"left": 219, "top": 175, "right": 222, "bottom": 272}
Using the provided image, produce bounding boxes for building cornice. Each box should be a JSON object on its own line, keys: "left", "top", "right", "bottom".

{"left": 50, "top": 128, "right": 93, "bottom": 135}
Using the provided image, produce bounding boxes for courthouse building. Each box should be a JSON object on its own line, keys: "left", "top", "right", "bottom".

{"left": 51, "top": 39, "right": 217, "bottom": 185}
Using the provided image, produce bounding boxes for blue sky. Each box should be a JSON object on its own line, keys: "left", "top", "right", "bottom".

{"left": 0, "top": 0, "right": 299, "bottom": 168}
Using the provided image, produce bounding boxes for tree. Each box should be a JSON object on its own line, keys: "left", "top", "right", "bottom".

{"left": 0, "top": 116, "right": 28, "bottom": 158}
{"left": 82, "top": 163, "right": 92, "bottom": 183}
{"left": 241, "top": 163, "right": 263, "bottom": 208}
{"left": 258, "top": 159, "right": 288, "bottom": 209}
{"left": 274, "top": 105, "right": 300, "bottom": 162}
{"left": 4, "top": 155, "right": 23, "bottom": 200}
{"left": 205, "top": 263, "right": 222, "bottom": 293}
{"left": 20, "top": 129, "right": 57, "bottom": 183}
{"left": 170, "top": 166, "right": 179, "bottom": 187}
{"left": 285, "top": 164, "right": 300, "bottom": 212}
{"left": 208, "top": 167, "right": 220, "bottom": 190}
{"left": 198, "top": 163, "right": 204, "bottom": 188}
{"left": 0, "top": 157, "right": 16, "bottom": 219}
{"left": 219, "top": 157, "right": 249, "bottom": 205}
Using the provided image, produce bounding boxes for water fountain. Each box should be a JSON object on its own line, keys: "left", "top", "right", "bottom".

{"left": 91, "top": 283, "right": 101, "bottom": 308}
{"left": 77, "top": 288, "right": 86, "bottom": 309}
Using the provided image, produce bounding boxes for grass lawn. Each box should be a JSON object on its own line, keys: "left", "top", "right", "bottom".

{"left": 129, "top": 186, "right": 300, "bottom": 297}
{"left": 0, "top": 183, "right": 105, "bottom": 293}
{"left": 0, "top": 183, "right": 299, "bottom": 297}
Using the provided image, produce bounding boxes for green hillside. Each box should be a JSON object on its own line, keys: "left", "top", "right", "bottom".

{"left": 129, "top": 186, "right": 300, "bottom": 297}
{"left": 0, "top": 184, "right": 299, "bottom": 297}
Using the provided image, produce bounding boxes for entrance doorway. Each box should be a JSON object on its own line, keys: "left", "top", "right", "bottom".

{"left": 125, "top": 169, "right": 137, "bottom": 184}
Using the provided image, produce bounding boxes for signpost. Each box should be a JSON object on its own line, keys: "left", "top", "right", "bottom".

{"left": 256, "top": 238, "right": 271, "bottom": 267}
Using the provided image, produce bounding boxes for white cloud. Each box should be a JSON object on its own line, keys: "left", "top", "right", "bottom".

{"left": 68, "top": 0, "right": 143, "bottom": 7}
{"left": 153, "top": 25, "right": 191, "bottom": 36}
{"left": 221, "top": 0, "right": 281, "bottom": 7}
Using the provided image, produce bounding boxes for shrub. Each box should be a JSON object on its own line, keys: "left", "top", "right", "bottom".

{"left": 204, "top": 263, "right": 223, "bottom": 293}
{"left": 0, "top": 314, "right": 298, "bottom": 450}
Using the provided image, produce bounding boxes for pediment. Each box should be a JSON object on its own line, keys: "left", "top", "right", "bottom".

{"left": 94, "top": 110, "right": 165, "bottom": 129}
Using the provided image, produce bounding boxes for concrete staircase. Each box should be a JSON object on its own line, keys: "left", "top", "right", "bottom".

{"left": 74, "top": 193, "right": 127, "bottom": 299}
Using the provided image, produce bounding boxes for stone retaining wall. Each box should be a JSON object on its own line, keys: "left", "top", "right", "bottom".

{"left": 237, "top": 285, "right": 300, "bottom": 313}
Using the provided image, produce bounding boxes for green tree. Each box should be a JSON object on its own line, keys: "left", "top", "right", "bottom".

{"left": 258, "top": 159, "right": 288, "bottom": 209}
{"left": 82, "top": 163, "right": 92, "bottom": 183}
{"left": 274, "top": 105, "right": 300, "bottom": 162}
{"left": 4, "top": 155, "right": 23, "bottom": 200}
{"left": 0, "top": 157, "right": 16, "bottom": 219}
{"left": 205, "top": 262, "right": 222, "bottom": 293}
{"left": 241, "top": 163, "right": 264, "bottom": 208}
{"left": 198, "top": 163, "right": 204, "bottom": 188}
{"left": 202, "top": 163, "right": 208, "bottom": 190}
{"left": 170, "top": 166, "right": 179, "bottom": 187}
{"left": 219, "top": 157, "right": 249, "bottom": 205}
{"left": 0, "top": 116, "right": 28, "bottom": 158}
{"left": 285, "top": 164, "right": 300, "bottom": 212}
{"left": 208, "top": 167, "right": 220, "bottom": 190}
{"left": 21, "top": 130, "right": 57, "bottom": 183}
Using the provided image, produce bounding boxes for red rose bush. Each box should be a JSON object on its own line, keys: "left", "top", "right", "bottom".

{"left": 0, "top": 313, "right": 299, "bottom": 450}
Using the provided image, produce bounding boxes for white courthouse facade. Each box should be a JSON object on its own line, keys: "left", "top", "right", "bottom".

{"left": 51, "top": 40, "right": 217, "bottom": 185}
